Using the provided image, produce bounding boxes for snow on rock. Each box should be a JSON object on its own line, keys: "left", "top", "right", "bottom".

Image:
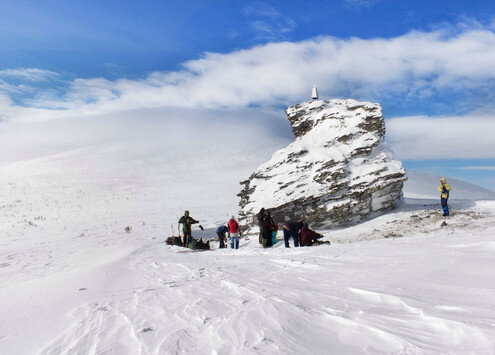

{"left": 238, "top": 99, "right": 406, "bottom": 230}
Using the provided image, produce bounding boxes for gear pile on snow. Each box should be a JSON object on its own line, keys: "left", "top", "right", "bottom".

{"left": 166, "top": 236, "right": 210, "bottom": 250}
{"left": 238, "top": 99, "right": 407, "bottom": 231}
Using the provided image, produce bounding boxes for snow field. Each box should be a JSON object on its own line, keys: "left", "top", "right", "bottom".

{"left": 38, "top": 224, "right": 495, "bottom": 353}
{"left": 1, "top": 145, "right": 495, "bottom": 353}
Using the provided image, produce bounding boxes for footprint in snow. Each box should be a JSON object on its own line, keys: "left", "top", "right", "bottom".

{"left": 141, "top": 327, "right": 153, "bottom": 333}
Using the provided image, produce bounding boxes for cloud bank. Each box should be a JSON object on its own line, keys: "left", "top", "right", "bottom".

{"left": 1, "top": 24, "right": 495, "bottom": 161}
{"left": 387, "top": 114, "right": 495, "bottom": 160}
{"left": 1, "top": 26, "right": 495, "bottom": 120}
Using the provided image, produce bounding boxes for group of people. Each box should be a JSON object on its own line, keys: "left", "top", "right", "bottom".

{"left": 178, "top": 211, "right": 242, "bottom": 250}
{"left": 216, "top": 216, "right": 242, "bottom": 249}
{"left": 257, "top": 208, "right": 327, "bottom": 248}
{"left": 178, "top": 209, "right": 326, "bottom": 250}
{"left": 176, "top": 177, "right": 452, "bottom": 250}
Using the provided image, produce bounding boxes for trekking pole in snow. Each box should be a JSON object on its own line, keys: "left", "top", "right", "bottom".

{"left": 176, "top": 214, "right": 180, "bottom": 236}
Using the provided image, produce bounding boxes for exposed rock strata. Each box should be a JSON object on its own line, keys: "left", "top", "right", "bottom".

{"left": 238, "top": 99, "right": 407, "bottom": 231}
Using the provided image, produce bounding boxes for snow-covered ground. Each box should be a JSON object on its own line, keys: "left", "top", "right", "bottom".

{"left": 1, "top": 142, "right": 495, "bottom": 354}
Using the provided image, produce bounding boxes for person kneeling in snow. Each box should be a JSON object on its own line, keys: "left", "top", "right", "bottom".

{"left": 228, "top": 216, "right": 242, "bottom": 249}
{"left": 438, "top": 177, "right": 451, "bottom": 216}
{"left": 299, "top": 224, "right": 329, "bottom": 246}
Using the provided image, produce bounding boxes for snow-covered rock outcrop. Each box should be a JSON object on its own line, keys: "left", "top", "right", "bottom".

{"left": 238, "top": 99, "right": 407, "bottom": 230}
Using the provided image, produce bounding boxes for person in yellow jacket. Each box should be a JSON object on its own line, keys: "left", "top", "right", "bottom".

{"left": 439, "top": 177, "right": 451, "bottom": 216}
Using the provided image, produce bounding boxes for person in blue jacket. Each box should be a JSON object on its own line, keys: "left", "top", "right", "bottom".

{"left": 216, "top": 225, "right": 228, "bottom": 249}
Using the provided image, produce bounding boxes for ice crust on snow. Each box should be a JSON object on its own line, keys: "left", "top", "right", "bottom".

{"left": 238, "top": 99, "right": 407, "bottom": 229}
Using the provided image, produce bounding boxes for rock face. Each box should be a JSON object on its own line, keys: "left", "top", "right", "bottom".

{"left": 238, "top": 99, "right": 407, "bottom": 231}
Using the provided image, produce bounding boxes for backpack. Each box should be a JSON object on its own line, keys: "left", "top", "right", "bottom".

{"left": 188, "top": 238, "right": 210, "bottom": 250}
{"left": 166, "top": 236, "right": 183, "bottom": 246}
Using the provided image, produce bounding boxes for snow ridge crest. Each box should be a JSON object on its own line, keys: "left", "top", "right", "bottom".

{"left": 238, "top": 98, "right": 407, "bottom": 230}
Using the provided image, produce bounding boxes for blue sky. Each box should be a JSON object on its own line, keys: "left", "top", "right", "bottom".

{"left": 1, "top": 0, "right": 494, "bottom": 78}
{"left": 1, "top": 0, "right": 495, "bottom": 190}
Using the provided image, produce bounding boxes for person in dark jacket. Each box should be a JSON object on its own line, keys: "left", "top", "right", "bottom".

{"left": 282, "top": 220, "right": 304, "bottom": 247}
{"left": 257, "top": 208, "right": 274, "bottom": 247}
{"left": 216, "top": 225, "right": 228, "bottom": 249}
{"left": 299, "top": 224, "right": 326, "bottom": 246}
{"left": 179, "top": 210, "right": 198, "bottom": 246}
{"left": 261, "top": 211, "right": 275, "bottom": 248}
{"left": 257, "top": 208, "right": 267, "bottom": 245}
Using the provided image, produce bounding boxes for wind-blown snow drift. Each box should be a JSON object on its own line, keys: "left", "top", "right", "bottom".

{"left": 238, "top": 99, "right": 406, "bottom": 229}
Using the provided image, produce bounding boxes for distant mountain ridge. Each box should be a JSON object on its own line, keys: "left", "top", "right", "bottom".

{"left": 404, "top": 171, "right": 495, "bottom": 200}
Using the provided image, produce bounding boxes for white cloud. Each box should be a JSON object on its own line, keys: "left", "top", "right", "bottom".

{"left": 386, "top": 113, "right": 495, "bottom": 160}
{"left": 1, "top": 25, "right": 495, "bottom": 162}
{"left": 2, "top": 26, "right": 495, "bottom": 123}
{"left": 344, "top": 0, "right": 381, "bottom": 9}
{"left": 243, "top": 2, "right": 296, "bottom": 40}
{"left": 0, "top": 107, "right": 288, "bottom": 167}
{"left": 0, "top": 68, "right": 59, "bottom": 82}
{"left": 489, "top": 17, "right": 495, "bottom": 31}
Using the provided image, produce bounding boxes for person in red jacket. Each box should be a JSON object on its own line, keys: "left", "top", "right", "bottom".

{"left": 228, "top": 216, "right": 242, "bottom": 249}
{"left": 299, "top": 224, "right": 327, "bottom": 246}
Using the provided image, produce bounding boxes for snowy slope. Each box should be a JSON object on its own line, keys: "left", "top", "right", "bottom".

{"left": 1, "top": 133, "right": 495, "bottom": 353}
{"left": 404, "top": 170, "right": 495, "bottom": 200}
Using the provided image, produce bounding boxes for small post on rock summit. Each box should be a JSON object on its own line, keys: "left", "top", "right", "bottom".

{"left": 311, "top": 84, "right": 318, "bottom": 100}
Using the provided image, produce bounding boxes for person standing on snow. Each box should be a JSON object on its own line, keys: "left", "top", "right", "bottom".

{"left": 282, "top": 220, "right": 304, "bottom": 248}
{"left": 216, "top": 225, "right": 228, "bottom": 249}
{"left": 264, "top": 211, "right": 276, "bottom": 247}
{"left": 179, "top": 210, "right": 199, "bottom": 246}
{"left": 257, "top": 208, "right": 267, "bottom": 245}
{"left": 228, "top": 216, "right": 241, "bottom": 249}
{"left": 439, "top": 177, "right": 451, "bottom": 216}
